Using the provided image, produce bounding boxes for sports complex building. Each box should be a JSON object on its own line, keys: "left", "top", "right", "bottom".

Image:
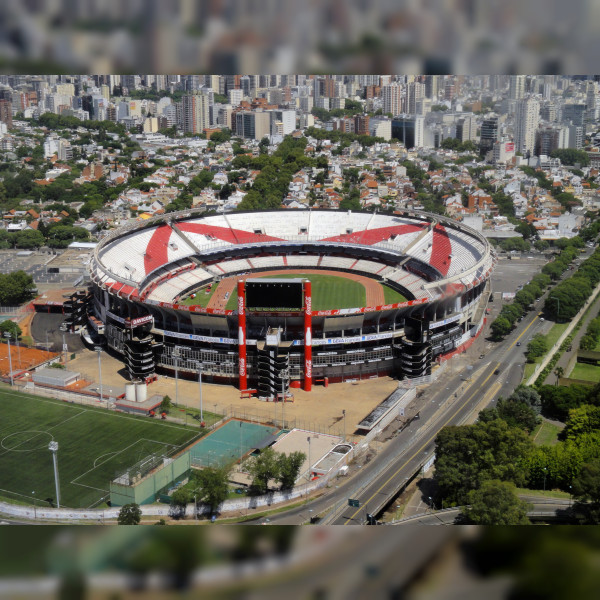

{"left": 80, "top": 209, "right": 495, "bottom": 397}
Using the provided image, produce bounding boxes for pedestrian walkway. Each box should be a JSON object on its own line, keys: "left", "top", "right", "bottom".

{"left": 542, "top": 287, "right": 600, "bottom": 386}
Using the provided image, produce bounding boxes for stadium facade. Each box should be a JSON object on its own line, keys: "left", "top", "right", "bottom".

{"left": 81, "top": 209, "right": 495, "bottom": 396}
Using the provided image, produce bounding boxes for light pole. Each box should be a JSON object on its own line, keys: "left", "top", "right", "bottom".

{"left": 62, "top": 332, "right": 67, "bottom": 364}
{"left": 543, "top": 467, "right": 547, "bottom": 493}
{"left": 49, "top": 441, "right": 60, "bottom": 508}
{"left": 196, "top": 361, "right": 204, "bottom": 425}
{"left": 32, "top": 491, "right": 36, "bottom": 520}
{"left": 550, "top": 296, "right": 560, "bottom": 321}
{"left": 342, "top": 409, "right": 346, "bottom": 442}
{"left": 239, "top": 420, "right": 243, "bottom": 471}
{"left": 428, "top": 496, "right": 435, "bottom": 511}
{"left": 173, "top": 347, "right": 179, "bottom": 407}
{"left": 4, "top": 332, "right": 13, "bottom": 387}
{"left": 281, "top": 368, "right": 288, "bottom": 429}
{"left": 307, "top": 436, "right": 311, "bottom": 482}
{"left": 95, "top": 346, "right": 104, "bottom": 408}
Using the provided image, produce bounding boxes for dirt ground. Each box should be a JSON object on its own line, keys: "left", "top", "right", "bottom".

{"left": 0, "top": 341, "right": 59, "bottom": 376}
{"left": 65, "top": 348, "right": 399, "bottom": 436}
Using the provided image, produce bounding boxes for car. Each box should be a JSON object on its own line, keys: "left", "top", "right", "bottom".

{"left": 540, "top": 317, "right": 545, "bottom": 322}
{"left": 516, "top": 341, "right": 521, "bottom": 346}
{"left": 494, "top": 369, "right": 500, "bottom": 375}
{"left": 479, "top": 354, "right": 485, "bottom": 359}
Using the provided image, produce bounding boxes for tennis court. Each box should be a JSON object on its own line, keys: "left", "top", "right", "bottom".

{"left": 189, "top": 419, "right": 280, "bottom": 468}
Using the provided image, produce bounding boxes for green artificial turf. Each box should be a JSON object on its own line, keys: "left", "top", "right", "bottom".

{"left": 0, "top": 387, "right": 201, "bottom": 508}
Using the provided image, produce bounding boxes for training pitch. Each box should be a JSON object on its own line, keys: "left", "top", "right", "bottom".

{"left": 0, "top": 387, "right": 201, "bottom": 509}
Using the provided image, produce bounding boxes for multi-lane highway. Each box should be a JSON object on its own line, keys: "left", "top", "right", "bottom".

{"left": 264, "top": 307, "right": 542, "bottom": 525}
{"left": 259, "top": 248, "right": 598, "bottom": 526}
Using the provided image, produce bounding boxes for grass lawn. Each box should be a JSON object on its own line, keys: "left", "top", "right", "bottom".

{"left": 544, "top": 322, "right": 569, "bottom": 349}
{"left": 181, "top": 274, "right": 407, "bottom": 311}
{"left": 0, "top": 387, "right": 203, "bottom": 508}
{"left": 515, "top": 487, "right": 571, "bottom": 499}
{"left": 531, "top": 419, "right": 563, "bottom": 446}
{"left": 226, "top": 273, "right": 368, "bottom": 311}
{"left": 179, "top": 284, "right": 217, "bottom": 307}
{"left": 522, "top": 321, "right": 570, "bottom": 383}
{"left": 570, "top": 362, "right": 600, "bottom": 383}
{"left": 382, "top": 286, "right": 408, "bottom": 305}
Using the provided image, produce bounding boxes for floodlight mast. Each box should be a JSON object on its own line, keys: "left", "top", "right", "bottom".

{"left": 48, "top": 441, "right": 61, "bottom": 508}
{"left": 4, "top": 332, "right": 13, "bottom": 387}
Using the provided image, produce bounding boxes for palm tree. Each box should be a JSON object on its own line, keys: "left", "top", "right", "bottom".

{"left": 554, "top": 366, "right": 565, "bottom": 386}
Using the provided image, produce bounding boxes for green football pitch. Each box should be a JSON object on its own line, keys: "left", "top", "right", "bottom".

{"left": 0, "top": 388, "right": 201, "bottom": 509}
{"left": 223, "top": 273, "right": 406, "bottom": 310}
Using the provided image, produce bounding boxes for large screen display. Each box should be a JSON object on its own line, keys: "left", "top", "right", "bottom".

{"left": 246, "top": 279, "right": 304, "bottom": 310}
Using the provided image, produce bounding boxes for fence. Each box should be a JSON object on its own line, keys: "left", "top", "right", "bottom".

{"left": 398, "top": 361, "right": 448, "bottom": 388}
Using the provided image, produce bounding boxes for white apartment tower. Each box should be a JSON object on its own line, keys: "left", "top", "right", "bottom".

{"left": 514, "top": 97, "right": 540, "bottom": 156}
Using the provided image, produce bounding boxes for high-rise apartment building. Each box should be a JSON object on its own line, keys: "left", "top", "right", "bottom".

{"left": 480, "top": 116, "right": 499, "bottom": 155}
{"left": 382, "top": 83, "right": 404, "bottom": 117}
{"left": 456, "top": 116, "right": 476, "bottom": 142}
{"left": 407, "top": 82, "right": 424, "bottom": 114}
{"left": 0, "top": 99, "right": 12, "bottom": 129}
{"left": 514, "top": 98, "right": 540, "bottom": 156}
{"left": 509, "top": 75, "right": 526, "bottom": 100}
{"left": 182, "top": 91, "right": 210, "bottom": 134}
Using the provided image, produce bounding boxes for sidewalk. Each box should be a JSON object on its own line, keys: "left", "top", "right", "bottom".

{"left": 542, "top": 290, "right": 600, "bottom": 385}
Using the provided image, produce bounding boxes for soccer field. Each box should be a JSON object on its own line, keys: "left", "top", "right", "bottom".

{"left": 220, "top": 273, "right": 406, "bottom": 310}
{"left": 0, "top": 388, "right": 201, "bottom": 509}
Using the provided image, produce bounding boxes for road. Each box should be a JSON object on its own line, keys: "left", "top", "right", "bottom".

{"left": 264, "top": 306, "right": 543, "bottom": 525}
{"left": 393, "top": 496, "right": 573, "bottom": 525}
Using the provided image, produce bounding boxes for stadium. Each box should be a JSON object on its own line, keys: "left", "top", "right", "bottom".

{"left": 82, "top": 209, "right": 496, "bottom": 397}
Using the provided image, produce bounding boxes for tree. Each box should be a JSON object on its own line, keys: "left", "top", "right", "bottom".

{"left": 0, "top": 320, "right": 21, "bottom": 339}
{"left": 160, "top": 395, "right": 172, "bottom": 413}
{"left": 526, "top": 334, "right": 548, "bottom": 362}
{"left": 434, "top": 419, "right": 534, "bottom": 506}
{"left": 247, "top": 448, "right": 279, "bottom": 495}
{"left": 554, "top": 366, "right": 565, "bottom": 386}
{"left": 277, "top": 451, "right": 307, "bottom": 489}
{"left": 117, "top": 503, "right": 142, "bottom": 525}
{"left": 572, "top": 458, "right": 600, "bottom": 504}
{"left": 171, "top": 487, "right": 192, "bottom": 510}
{"left": 462, "top": 480, "right": 531, "bottom": 525}
{"left": 562, "top": 405, "right": 600, "bottom": 440}
{"left": 491, "top": 316, "right": 512, "bottom": 339}
{"left": 480, "top": 397, "right": 540, "bottom": 432}
{"left": 193, "top": 466, "right": 231, "bottom": 514}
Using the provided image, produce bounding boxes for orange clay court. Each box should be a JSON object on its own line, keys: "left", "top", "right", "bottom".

{"left": 0, "top": 343, "right": 59, "bottom": 376}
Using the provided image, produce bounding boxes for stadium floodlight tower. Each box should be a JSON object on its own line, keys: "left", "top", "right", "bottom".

{"left": 48, "top": 441, "right": 61, "bottom": 508}
{"left": 4, "top": 332, "right": 13, "bottom": 387}
{"left": 195, "top": 361, "right": 204, "bottom": 425}
{"left": 95, "top": 345, "right": 104, "bottom": 407}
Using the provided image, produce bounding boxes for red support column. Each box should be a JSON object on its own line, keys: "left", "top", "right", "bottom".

{"left": 237, "top": 280, "right": 247, "bottom": 390}
{"left": 304, "top": 280, "right": 312, "bottom": 391}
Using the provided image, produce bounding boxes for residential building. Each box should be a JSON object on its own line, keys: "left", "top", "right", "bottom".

{"left": 514, "top": 97, "right": 540, "bottom": 157}
{"left": 235, "top": 111, "right": 270, "bottom": 140}
{"left": 391, "top": 115, "right": 424, "bottom": 149}
{"left": 182, "top": 91, "right": 210, "bottom": 134}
